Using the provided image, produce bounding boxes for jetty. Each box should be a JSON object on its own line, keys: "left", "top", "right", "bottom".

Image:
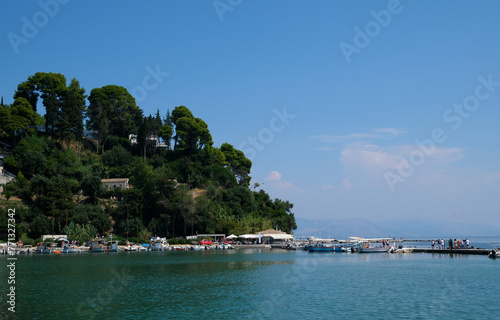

{"left": 412, "top": 248, "right": 489, "bottom": 255}
{"left": 234, "top": 244, "right": 271, "bottom": 249}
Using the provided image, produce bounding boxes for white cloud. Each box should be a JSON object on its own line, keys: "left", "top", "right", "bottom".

{"left": 264, "top": 170, "right": 282, "bottom": 182}
{"left": 338, "top": 143, "right": 465, "bottom": 189}
{"left": 373, "top": 128, "right": 406, "bottom": 136}
{"left": 340, "top": 148, "right": 401, "bottom": 172}
{"left": 315, "top": 147, "right": 333, "bottom": 151}
{"left": 311, "top": 133, "right": 379, "bottom": 143}
{"left": 430, "top": 147, "right": 464, "bottom": 165}
{"left": 263, "top": 171, "right": 302, "bottom": 191}
{"left": 322, "top": 184, "right": 335, "bottom": 189}
{"left": 311, "top": 127, "right": 406, "bottom": 144}
{"left": 339, "top": 178, "right": 353, "bottom": 191}
{"left": 484, "top": 172, "right": 500, "bottom": 182}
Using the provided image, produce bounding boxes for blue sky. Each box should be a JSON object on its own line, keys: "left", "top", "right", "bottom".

{"left": 2, "top": 1, "right": 500, "bottom": 228}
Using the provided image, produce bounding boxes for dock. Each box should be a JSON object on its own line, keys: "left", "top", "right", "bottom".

{"left": 234, "top": 244, "right": 271, "bottom": 249}
{"left": 411, "top": 248, "right": 489, "bottom": 255}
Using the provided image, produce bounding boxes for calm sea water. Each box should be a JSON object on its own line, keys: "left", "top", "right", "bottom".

{"left": 1, "top": 241, "right": 500, "bottom": 319}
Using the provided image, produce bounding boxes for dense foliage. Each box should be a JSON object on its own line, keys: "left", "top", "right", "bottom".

{"left": 0, "top": 72, "right": 296, "bottom": 242}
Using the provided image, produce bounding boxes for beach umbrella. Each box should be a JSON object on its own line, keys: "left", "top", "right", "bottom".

{"left": 227, "top": 234, "right": 237, "bottom": 239}
{"left": 57, "top": 238, "right": 69, "bottom": 242}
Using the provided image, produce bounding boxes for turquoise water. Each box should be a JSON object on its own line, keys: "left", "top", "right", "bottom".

{"left": 1, "top": 249, "right": 500, "bottom": 319}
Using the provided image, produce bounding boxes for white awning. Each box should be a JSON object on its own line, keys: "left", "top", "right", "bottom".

{"left": 261, "top": 234, "right": 294, "bottom": 240}
{"left": 239, "top": 234, "right": 259, "bottom": 239}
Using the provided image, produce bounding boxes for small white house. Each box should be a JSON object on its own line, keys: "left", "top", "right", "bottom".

{"left": 129, "top": 134, "right": 138, "bottom": 145}
{"left": 101, "top": 178, "right": 129, "bottom": 190}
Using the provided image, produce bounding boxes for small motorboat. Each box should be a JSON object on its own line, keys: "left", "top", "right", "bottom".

{"left": 36, "top": 242, "right": 54, "bottom": 254}
{"left": 357, "top": 241, "right": 394, "bottom": 253}
{"left": 107, "top": 241, "right": 120, "bottom": 252}
{"left": 488, "top": 249, "right": 497, "bottom": 259}
{"left": 89, "top": 241, "right": 106, "bottom": 253}
{"left": 124, "top": 245, "right": 138, "bottom": 252}
{"left": 488, "top": 242, "right": 499, "bottom": 259}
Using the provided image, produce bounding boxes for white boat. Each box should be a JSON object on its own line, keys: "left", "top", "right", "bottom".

{"left": 107, "top": 241, "right": 120, "bottom": 252}
{"left": 359, "top": 245, "right": 393, "bottom": 253}
{"left": 151, "top": 242, "right": 164, "bottom": 251}
{"left": 124, "top": 244, "right": 139, "bottom": 252}
{"left": 394, "top": 247, "right": 415, "bottom": 254}
{"left": 66, "top": 247, "right": 78, "bottom": 253}
{"left": 489, "top": 242, "right": 500, "bottom": 259}
{"left": 36, "top": 242, "right": 54, "bottom": 254}
{"left": 356, "top": 239, "right": 394, "bottom": 253}
{"left": 216, "top": 243, "right": 233, "bottom": 250}
{"left": 341, "top": 246, "right": 352, "bottom": 253}
{"left": 89, "top": 241, "right": 106, "bottom": 253}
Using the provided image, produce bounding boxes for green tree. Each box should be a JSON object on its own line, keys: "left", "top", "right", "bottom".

{"left": 0, "top": 97, "right": 37, "bottom": 144}
{"left": 73, "top": 204, "right": 111, "bottom": 235}
{"left": 29, "top": 213, "right": 52, "bottom": 238}
{"left": 102, "top": 145, "right": 133, "bottom": 167}
{"left": 62, "top": 222, "right": 97, "bottom": 243}
{"left": 160, "top": 109, "right": 174, "bottom": 149}
{"left": 80, "top": 175, "right": 103, "bottom": 204}
{"left": 58, "top": 78, "right": 86, "bottom": 148}
{"left": 216, "top": 186, "right": 256, "bottom": 219}
{"left": 14, "top": 72, "right": 67, "bottom": 135}
{"left": 152, "top": 165, "right": 177, "bottom": 198}
{"left": 11, "top": 97, "right": 37, "bottom": 126}
{"left": 159, "top": 124, "right": 173, "bottom": 150}
{"left": 150, "top": 109, "right": 163, "bottom": 154}
{"left": 17, "top": 150, "right": 47, "bottom": 179}
{"left": 87, "top": 85, "right": 142, "bottom": 152}
{"left": 13, "top": 80, "right": 38, "bottom": 112}
{"left": 29, "top": 175, "right": 78, "bottom": 234}
{"left": 221, "top": 143, "right": 252, "bottom": 185}
{"left": 138, "top": 228, "right": 152, "bottom": 242}
{"left": 171, "top": 105, "right": 193, "bottom": 125}
{"left": 137, "top": 115, "right": 152, "bottom": 158}
{"left": 166, "top": 186, "right": 195, "bottom": 236}
{"left": 171, "top": 106, "right": 213, "bottom": 153}
{"left": 101, "top": 145, "right": 134, "bottom": 178}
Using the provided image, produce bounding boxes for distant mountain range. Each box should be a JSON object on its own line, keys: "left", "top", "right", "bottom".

{"left": 294, "top": 217, "right": 500, "bottom": 239}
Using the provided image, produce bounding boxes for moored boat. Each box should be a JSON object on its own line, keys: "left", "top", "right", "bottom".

{"left": 107, "top": 241, "right": 120, "bottom": 252}
{"left": 89, "top": 241, "right": 106, "bottom": 253}
{"left": 63, "top": 246, "right": 79, "bottom": 253}
{"left": 489, "top": 242, "right": 500, "bottom": 259}
{"left": 308, "top": 242, "right": 357, "bottom": 252}
{"left": 18, "top": 245, "right": 34, "bottom": 254}
{"left": 36, "top": 242, "right": 54, "bottom": 254}
{"left": 357, "top": 241, "right": 394, "bottom": 253}
{"left": 359, "top": 246, "right": 393, "bottom": 253}
{"left": 307, "top": 244, "right": 339, "bottom": 252}
{"left": 151, "top": 242, "right": 164, "bottom": 251}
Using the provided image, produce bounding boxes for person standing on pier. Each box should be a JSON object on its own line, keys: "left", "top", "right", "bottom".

{"left": 449, "top": 238, "right": 453, "bottom": 250}
{"left": 466, "top": 238, "right": 470, "bottom": 249}
{"left": 431, "top": 240, "right": 435, "bottom": 249}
